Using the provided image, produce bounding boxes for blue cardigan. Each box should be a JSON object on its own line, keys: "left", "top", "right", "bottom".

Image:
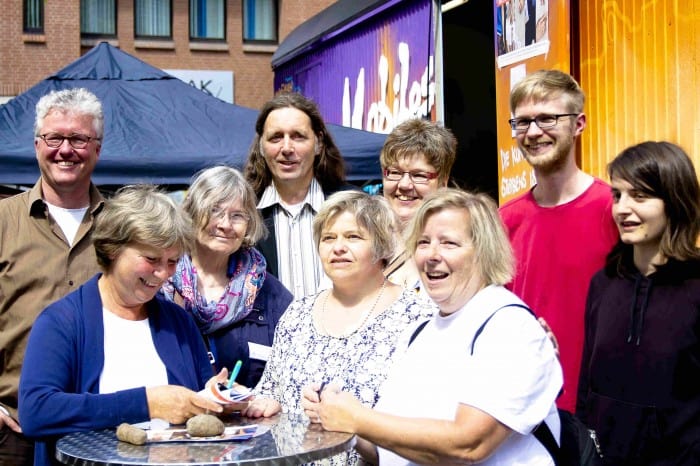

{"left": 18, "top": 274, "right": 213, "bottom": 466}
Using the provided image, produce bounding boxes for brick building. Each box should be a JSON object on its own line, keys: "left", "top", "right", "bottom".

{"left": 0, "top": 0, "right": 335, "bottom": 108}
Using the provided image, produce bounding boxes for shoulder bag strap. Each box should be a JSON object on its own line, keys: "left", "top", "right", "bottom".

{"left": 533, "top": 421, "right": 562, "bottom": 466}
{"left": 469, "top": 302, "right": 562, "bottom": 465}
{"left": 470, "top": 303, "right": 533, "bottom": 355}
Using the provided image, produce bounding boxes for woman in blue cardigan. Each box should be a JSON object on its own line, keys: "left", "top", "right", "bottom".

{"left": 19, "top": 185, "right": 225, "bottom": 466}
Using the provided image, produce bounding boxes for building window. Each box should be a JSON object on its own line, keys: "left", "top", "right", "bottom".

{"left": 81, "top": 0, "right": 117, "bottom": 36}
{"left": 23, "top": 0, "right": 43, "bottom": 33}
{"left": 135, "top": 0, "right": 172, "bottom": 38}
{"left": 190, "top": 0, "right": 225, "bottom": 40}
{"left": 243, "top": 0, "right": 277, "bottom": 42}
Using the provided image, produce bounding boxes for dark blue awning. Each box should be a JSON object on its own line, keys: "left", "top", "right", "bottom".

{"left": 0, "top": 42, "right": 386, "bottom": 185}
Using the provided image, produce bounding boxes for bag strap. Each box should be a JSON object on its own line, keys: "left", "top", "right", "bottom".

{"left": 408, "top": 303, "right": 534, "bottom": 351}
{"left": 470, "top": 303, "right": 533, "bottom": 354}
{"left": 384, "top": 249, "right": 410, "bottom": 279}
{"left": 408, "top": 320, "right": 430, "bottom": 346}
{"left": 533, "top": 420, "right": 562, "bottom": 466}
{"left": 468, "top": 303, "right": 564, "bottom": 465}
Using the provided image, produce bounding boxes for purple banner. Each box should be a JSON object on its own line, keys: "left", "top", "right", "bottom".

{"left": 274, "top": 0, "right": 435, "bottom": 133}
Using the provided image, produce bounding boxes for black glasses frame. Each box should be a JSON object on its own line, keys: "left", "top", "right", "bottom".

{"left": 508, "top": 113, "right": 579, "bottom": 132}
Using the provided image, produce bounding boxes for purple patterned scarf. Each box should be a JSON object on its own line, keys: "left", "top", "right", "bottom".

{"left": 163, "top": 247, "right": 267, "bottom": 334}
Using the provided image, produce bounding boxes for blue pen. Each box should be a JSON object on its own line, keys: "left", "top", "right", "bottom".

{"left": 227, "top": 360, "right": 243, "bottom": 389}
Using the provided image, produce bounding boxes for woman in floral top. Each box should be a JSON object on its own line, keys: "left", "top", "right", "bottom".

{"left": 244, "top": 191, "right": 436, "bottom": 465}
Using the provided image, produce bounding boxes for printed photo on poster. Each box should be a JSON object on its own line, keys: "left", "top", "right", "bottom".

{"left": 495, "top": 0, "right": 549, "bottom": 68}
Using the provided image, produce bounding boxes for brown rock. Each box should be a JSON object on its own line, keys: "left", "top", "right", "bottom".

{"left": 186, "top": 414, "right": 225, "bottom": 437}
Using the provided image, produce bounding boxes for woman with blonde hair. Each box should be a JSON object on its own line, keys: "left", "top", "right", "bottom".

{"left": 244, "top": 190, "right": 436, "bottom": 465}
{"left": 304, "top": 188, "right": 562, "bottom": 465}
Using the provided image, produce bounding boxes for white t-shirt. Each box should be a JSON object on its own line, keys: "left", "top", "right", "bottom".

{"left": 99, "top": 308, "right": 168, "bottom": 394}
{"left": 45, "top": 202, "right": 88, "bottom": 247}
{"left": 374, "top": 285, "right": 562, "bottom": 466}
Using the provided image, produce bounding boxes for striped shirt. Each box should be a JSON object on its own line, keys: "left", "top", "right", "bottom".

{"left": 258, "top": 178, "right": 328, "bottom": 299}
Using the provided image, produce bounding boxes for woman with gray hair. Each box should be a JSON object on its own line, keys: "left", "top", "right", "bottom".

{"left": 243, "top": 190, "right": 436, "bottom": 465}
{"left": 19, "top": 185, "right": 225, "bottom": 466}
{"left": 161, "top": 166, "right": 293, "bottom": 388}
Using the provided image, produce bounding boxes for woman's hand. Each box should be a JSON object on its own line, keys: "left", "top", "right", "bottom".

{"left": 300, "top": 383, "right": 323, "bottom": 423}
{"left": 203, "top": 368, "right": 253, "bottom": 414}
{"left": 204, "top": 367, "right": 229, "bottom": 389}
{"left": 242, "top": 397, "right": 281, "bottom": 418}
{"left": 146, "top": 385, "right": 222, "bottom": 425}
{"left": 305, "top": 383, "right": 363, "bottom": 434}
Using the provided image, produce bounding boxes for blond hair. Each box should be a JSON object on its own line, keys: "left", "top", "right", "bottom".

{"left": 509, "top": 69, "right": 584, "bottom": 114}
{"left": 313, "top": 191, "right": 397, "bottom": 266}
{"left": 405, "top": 188, "right": 514, "bottom": 285}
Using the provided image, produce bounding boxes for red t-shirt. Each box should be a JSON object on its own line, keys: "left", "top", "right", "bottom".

{"left": 500, "top": 178, "right": 619, "bottom": 411}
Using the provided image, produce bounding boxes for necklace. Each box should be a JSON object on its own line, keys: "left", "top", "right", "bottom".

{"left": 320, "top": 279, "right": 387, "bottom": 338}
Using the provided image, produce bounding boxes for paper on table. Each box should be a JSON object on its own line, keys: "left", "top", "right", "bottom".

{"left": 199, "top": 384, "right": 253, "bottom": 405}
{"left": 146, "top": 425, "right": 261, "bottom": 443}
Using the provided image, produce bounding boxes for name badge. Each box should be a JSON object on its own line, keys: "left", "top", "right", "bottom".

{"left": 248, "top": 342, "right": 271, "bottom": 362}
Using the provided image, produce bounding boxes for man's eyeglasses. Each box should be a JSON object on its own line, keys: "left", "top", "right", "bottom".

{"left": 508, "top": 114, "right": 578, "bottom": 132}
{"left": 210, "top": 207, "right": 250, "bottom": 225}
{"left": 383, "top": 168, "right": 439, "bottom": 184}
{"left": 38, "top": 133, "right": 101, "bottom": 149}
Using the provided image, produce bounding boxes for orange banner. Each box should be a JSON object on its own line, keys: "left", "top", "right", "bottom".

{"left": 494, "top": 0, "right": 571, "bottom": 204}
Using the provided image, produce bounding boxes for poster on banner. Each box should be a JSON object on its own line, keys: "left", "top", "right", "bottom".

{"left": 493, "top": 0, "right": 571, "bottom": 204}
{"left": 496, "top": 0, "right": 550, "bottom": 68}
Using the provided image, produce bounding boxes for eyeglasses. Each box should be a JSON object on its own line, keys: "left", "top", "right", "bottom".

{"left": 508, "top": 114, "right": 579, "bottom": 132}
{"left": 383, "top": 168, "right": 439, "bottom": 184}
{"left": 38, "top": 133, "right": 101, "bottom": 149}
{"left": 210, "top": 207, "right": 250, "bottom": 225}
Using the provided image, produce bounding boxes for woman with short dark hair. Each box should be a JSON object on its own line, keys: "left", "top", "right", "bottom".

{"left": 577, "top": 141, "right": 700, "bottom": 465}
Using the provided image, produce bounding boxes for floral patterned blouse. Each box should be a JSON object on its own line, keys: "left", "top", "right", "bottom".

{"left": 254, "top": 288, "right": 437, "bottom": 465}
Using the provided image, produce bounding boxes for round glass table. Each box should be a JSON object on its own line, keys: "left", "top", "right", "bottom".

{"left": 55, "top": 414, "right": 355, "bottom": 465}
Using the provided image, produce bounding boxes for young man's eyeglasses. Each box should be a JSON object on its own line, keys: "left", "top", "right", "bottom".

{"left": 383, "top": 168, "right": 439, "bottom": 184}
{"left": 38, "top": 133, "right": 101, "bottom": 149}
{"left": 508, "top": 113, "right": 578, "bottom": 132}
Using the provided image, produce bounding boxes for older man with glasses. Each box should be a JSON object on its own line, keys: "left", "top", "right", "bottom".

{"left": 0, "top": 88, "right": 105, "bottom": 466}
{"left": 499, "top": 70, "right": 619, "bottom": 413}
